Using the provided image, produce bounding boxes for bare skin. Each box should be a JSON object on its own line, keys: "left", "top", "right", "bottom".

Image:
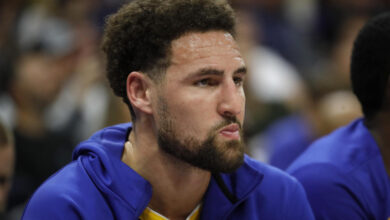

{"left": 122, "top": 130, "right": 210, "bottom": 219}
{"left": 122, "top": 31, "right": 246, "bottom": 220}
{"left": 366, "top": 112, "right": 390, "bottom": 177}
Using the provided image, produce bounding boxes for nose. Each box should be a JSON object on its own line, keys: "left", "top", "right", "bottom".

{"left": 217, "top": 79, "right": 244, "bottom": 118}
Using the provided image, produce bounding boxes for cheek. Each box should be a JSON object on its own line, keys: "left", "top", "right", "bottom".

{"left": 237, "top": 88, "right": 246, "bottom": 113}
{"left": 241, "top": 90, "right": 246, "bottom": 114}
{"left": 174, "top": 100, "right": 206, "bottom": 124}
{"left": 170, "top": 96, "right": 215, "bottom": 135}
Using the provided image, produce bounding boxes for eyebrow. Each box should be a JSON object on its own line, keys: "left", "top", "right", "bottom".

{"left": 188, "top": 68, "right": 224, "bottom": 79}
{"left": 234, "top": 66, "right": 247, "bottom": 75}
{"left": 187, "top": 66, "right": 247, "bottom": 79}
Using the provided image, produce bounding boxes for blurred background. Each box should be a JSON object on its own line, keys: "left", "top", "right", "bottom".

{"left": 0, "top": 0, "right": 388, "bottom": 218}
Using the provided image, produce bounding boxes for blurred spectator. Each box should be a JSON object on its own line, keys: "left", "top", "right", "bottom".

{"left": 44, "top": 4, "right": 131, "bottom": 142}
{"left": 231, "top": 0, "right": 316, "bottom": 74}
{"left": 234, "top": 7, "right": 308, "bottom": 138}
{"left": 1, "top": 2, "right": 131, "bottom": 213}
{"left": 251, "top": 90, "right": 361, "bottom": 170}
{"left": 234, "top": 4, "right": 364, "bottom": 170}
{"left": 0, "top": 119, "right": 14, "bottom": 220}
{"left": 313, "top": 0, "right": 386, "bottom": 51}
{"left": 0, "top": 0, "right": 24, "bottom": 54}
{"left": 6, "top": 5, "right": 79, "bottom": 210}
{"left": 310, "top": 14, "right": 368, "bottom": 94}
{"left": 287, "top": 12, "right": 390, "bottom": 218}
{"left": 250, "top": 13, "right": 365, "bottom": 169}
{"left": 234, "top": 6, "right": 313, "bottom": 167}
{"left": 0, "top": 0, "right": 25, "bottom": 128}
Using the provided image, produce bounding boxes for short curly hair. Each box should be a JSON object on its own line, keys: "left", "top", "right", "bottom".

{"left": 351, "top": 12, "right": 390, "bottom": 120}
{"left": 101, "top": 0, "right": 236, "bottom": 120}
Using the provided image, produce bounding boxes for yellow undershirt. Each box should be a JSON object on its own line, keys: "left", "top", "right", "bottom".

{"left": 139, "top": 204, "right": 201, "bottom": 220}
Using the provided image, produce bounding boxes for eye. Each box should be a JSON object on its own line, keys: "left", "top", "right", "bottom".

{"left": 194, "top": 78, "right": 219, "bottom": 87}
{"left": 233, "top": 77, "right": 244, "bottom": 86}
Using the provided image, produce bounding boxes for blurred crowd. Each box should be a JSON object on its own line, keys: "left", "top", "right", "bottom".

{"left": 0, "top": 0, "right": 130, "bottom": 219}
{"left": 0, "top": 0, "right": 388, "bottom": 219}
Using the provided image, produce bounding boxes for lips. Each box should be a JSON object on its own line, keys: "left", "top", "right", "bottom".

{"left": 219, "top": 123, "right": 240, "bottom": 140}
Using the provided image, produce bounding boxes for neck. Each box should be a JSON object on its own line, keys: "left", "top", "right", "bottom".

{"left": 122, "top": 118, "right": 210, "bottom": 219}
{"left": 12, "top": 87, "right": 47, "bottom": 136}
{"left": 366, "top": 114, "right": 390, "bottom": 176}
{"left": 15, "top": 104, "right": 46, "bottom": 137}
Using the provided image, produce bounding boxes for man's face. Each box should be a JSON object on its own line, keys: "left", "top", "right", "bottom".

{"left": 152, "top": 31, "right": 246, "bottom": 173}
{"left": 14, "top": 53, "right": 75, "bottom": 109}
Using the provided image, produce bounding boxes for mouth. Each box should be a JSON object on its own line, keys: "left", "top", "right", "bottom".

{"left": 219, "top": 123, "right": 240, "bottom": 140}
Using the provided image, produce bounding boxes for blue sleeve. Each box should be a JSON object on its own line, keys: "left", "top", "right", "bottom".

{"left": 283, "top": 178, "right": 315, "bottom": 220}
{"left": 290, "top": 164, "right": 368, "bottom": 220}
{"left": 22, "top": 187, "right": 82, "bottom": 220}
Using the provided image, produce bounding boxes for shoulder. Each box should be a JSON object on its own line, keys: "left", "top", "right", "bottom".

{"left": 286, "top": 119, "right": 380, "bottom": 219}
{"left": 22, "top": 160, "right": 112, "bottom": 220}
{"left": 240, "top": 156, "right": 314, "bottom": 219}
{"left": 288, "top": 118, "right": 379, "bottom": 174}
{"left": 244, "top": 156, "right": 302, "bottom": 189}
{"left": 288, "top": 162, "right": 372, "bottom": 219}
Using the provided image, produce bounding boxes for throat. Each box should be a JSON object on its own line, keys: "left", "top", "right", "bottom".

{"left": 147, "top": 169, "right": 210, "bottom": 220}
{"left": 121, "top": 128, "right": 210, "bottom": 219}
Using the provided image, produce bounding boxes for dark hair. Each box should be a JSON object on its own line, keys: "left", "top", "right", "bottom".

{"left": 351, "top": 12, "right": 390, "bottom": 120}
{"left": 101, "top": 0, "right": 236, "bottom": 120}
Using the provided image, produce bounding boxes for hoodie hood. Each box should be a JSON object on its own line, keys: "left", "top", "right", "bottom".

{"left": 72, "top": 123, "right": 152, "bottom": 219}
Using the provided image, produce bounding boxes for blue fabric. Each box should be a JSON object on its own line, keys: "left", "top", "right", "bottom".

{"left": 266, "top": 114, "right": 313, "bottom": 170}
{"left": 287, "top": 118, "right": 390, "bottom": 220}
{"left": 22, "top": 123, "right": 314, "bottom": 220}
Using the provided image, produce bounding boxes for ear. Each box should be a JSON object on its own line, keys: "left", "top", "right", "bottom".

{"left": 126, "top": 72, "right": 153, "bottom": 115}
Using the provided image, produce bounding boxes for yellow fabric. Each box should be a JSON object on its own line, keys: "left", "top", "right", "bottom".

{"left": 139, "top": 205, "right": 201, "bottom": 220}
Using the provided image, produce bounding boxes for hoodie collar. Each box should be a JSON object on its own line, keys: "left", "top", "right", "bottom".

{"left": 201, "top": 156, "right": 264, "bottom": 219}
{"left": 73, "top": 123, "right": 264, "bottom": 219}
{"left": 73, "top": 123, "right": 152, "bottom": 219}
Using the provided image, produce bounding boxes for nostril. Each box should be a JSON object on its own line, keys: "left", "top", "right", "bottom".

{"left": 223, "top": 110, "right": 235, "bottom": 118}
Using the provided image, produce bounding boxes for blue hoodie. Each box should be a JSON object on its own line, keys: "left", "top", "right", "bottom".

{"left": 22, "top": 123, "right": 314, "bottom": 220}
{"left": 288, "top": 118, "right": 390, "bottom": 219}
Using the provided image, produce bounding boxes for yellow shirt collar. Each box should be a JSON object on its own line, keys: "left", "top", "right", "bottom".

{"left": 139, "top": 204, "right": 201, "bottom": 220}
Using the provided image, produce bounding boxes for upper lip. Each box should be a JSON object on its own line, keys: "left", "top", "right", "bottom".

{"left": 220, "top": 123, "right": 240, "bottom": 132}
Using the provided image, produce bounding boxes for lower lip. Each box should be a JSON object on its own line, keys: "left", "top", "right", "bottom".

{"left": 220, "top": 130, "right": 240, "bottom": 140}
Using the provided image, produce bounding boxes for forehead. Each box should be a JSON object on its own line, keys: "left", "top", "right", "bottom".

{"left": 170, "top": 31, "right": 243, "bottom": 66}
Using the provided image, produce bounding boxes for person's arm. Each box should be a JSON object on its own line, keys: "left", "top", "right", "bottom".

{"left": 290, "top": 164, "right": 367, "bottom": 220}
{"left": 22, "top": 189, "right": 82, "bottom": 220}
{"left": 283, "top": 177, "right": 315, "bottom": 220}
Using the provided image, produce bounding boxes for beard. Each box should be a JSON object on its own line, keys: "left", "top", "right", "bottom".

{"left": 156, "top": 98, "right": 245, "bottom": 173}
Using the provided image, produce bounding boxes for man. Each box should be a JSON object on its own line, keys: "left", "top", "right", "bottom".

{"left": 287, "top": 13, "right": 390, "bottom": 220}
{"left": 22, "top": 0, "right": 314, "bottom": 219}
{"left": 0, "top": 120, "right": 14, "bottom": 219}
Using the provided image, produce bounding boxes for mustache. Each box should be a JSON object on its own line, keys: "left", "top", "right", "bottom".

{"left": 212, "top": 117, "right": 242, "bottom": 132}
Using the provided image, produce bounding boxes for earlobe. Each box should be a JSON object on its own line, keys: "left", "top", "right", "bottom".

{"left": 126, "top": 72, "right": 153, "bottom": 115}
